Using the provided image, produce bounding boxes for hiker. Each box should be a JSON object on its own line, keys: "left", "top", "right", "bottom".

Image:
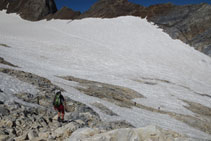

{"left": 53, "top": 90, "right": 66, "bottom": 122}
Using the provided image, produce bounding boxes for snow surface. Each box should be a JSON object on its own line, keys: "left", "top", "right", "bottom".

{"left": 0, "top": 11, "right": 211, "bottom": 139}
{"left": 0, "top": 72, "right": 38, "bottom": 106}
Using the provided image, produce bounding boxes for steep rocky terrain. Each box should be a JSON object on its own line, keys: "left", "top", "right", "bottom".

{"left": 0, "top": 68, "right": 133, "bottom": 140}
{"left": 78, "top": 0, "right": 173, "bottom": 19}
{"left": 151, "top": 3, "right": 211, "bottom": 56}
{"left": 49, "top": 7, "right": 81, "bottom": 20}
{"left": 0, "top": 0, "right": 57, "bottom": 21}
{"left": 78, "top": 0, "right": 144, "bottom": 19}
{"left": 69, "top": 126, "right": 188, "bottom": 141}
{"left": 0, "top": 0, "right": 82, "bottom": 21}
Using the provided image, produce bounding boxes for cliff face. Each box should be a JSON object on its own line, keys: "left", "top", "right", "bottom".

{"left": 78, "top": 0, "right": 144, "bottom": 19}
{"left": 79, "top": 0, "right": 174, "bottom": 19}
{"left": 0, "top": 0, "right": 81, "bottom": 21}
{"left": 50, "top": 7, "right": 81, "bottom": 20}
{"left": 0, "top": 0, "right": 57, "bottom": 21}
{"left": 151, "top": 3, "right": 211, "bottom": 56}
{"left": 79, "top": 0, "right": 211, "bottom": 56}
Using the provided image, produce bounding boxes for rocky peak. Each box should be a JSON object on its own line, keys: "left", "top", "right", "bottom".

{"left": 0, "top": 0, "right": 57, "bottom": 21}
{"left": 50, "top": 6, "right": 81, "bottom": 20}
{"left": 78, "top": 0, "right": 144, "bottom": 18}
{"left": 151, "top": 3, "right": 211, "bottom": 56}
{"left": 79, "top": 0, "right": 174, "bottom": 19}
{"left": 145, "top": 3, "right": 175, "bottom": 19}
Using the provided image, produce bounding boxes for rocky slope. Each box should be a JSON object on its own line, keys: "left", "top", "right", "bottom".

{"left": 0, "top": 65, "right": 194, "bottom": 140}
{"left": 78, "top": 0, "right": 144, "bottom": 19}
{"left": 0, "top": 68, "right": 133, "bottom": 140}
{"left": 151, "top": 3, "right": 211, "bottom": 56}
{"left": 0, "top": 0, "right": 82, "bottom": 21}
{"left": 0, "top": 66, "right": 192, "bottom": 140}
{"left": 78, "top": 0, "right": 173, "bottom": 19}
{"left": 69, "top": 126, "right": 188, "bottom": 141}
{"left": 0, "top": 0, "right": 57, "bottom": 21}
{"left": 49, "top": 7, "right": 81, "bottom": 20}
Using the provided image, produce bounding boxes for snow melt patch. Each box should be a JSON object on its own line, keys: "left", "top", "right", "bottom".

{"left": 0, "top": 72, "right": 38, "bottom": 103}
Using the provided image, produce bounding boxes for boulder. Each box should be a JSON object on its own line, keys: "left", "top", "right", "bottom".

{"left": 69, "top": 128, "right": 102, "bottom": 141}
{"left": 27, "top": 130, "right": 38, "bottom": 140}
{"left": 0, "top": 107, "right": 10, "bottom": 116}
{"left": 13, "top": 133, "right": 27, "bottom": 141}
{"left": 30, "top": 132, "right": 50, "bottom": 141}
{"left": 5, "top": 120, "right": 13, "bottom": 128}
{"left": 38, "top": 132, "right": 49, "bottom": 139}
{"left": 0, "top": 135, "right": 9, "bottom": 141}
{"left": 53, "top": 114, "right": 58, "bottom": 121}
{"left": 69, "top": 125, "right": 189, "bottom": 141}
{"left": 54, "top": 122, "right": 78, "bottom": 138}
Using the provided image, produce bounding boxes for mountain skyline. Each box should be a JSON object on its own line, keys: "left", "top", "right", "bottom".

{"left": 54, "top": 0, "right": 211, "bottom": 12}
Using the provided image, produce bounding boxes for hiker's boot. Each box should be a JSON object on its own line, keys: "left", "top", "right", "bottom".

{"left": 58, "top": 117, "right": 61, "bottom": 122}
{"left": 61, "top": 118, "right": 64, "bottom": 123}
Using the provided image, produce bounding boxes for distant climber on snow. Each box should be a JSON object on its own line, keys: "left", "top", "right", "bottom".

{"left": 53, "top": 90, "right": 66, "bottom": 122}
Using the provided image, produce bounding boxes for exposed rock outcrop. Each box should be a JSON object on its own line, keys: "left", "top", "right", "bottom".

{"left": 0, "top": 57, "right": 18, "bottom": 68}
{"left": 50, "top": 6, "right": 81, "bottom": 20}
{"left": 62, "top": 75, "right": 144, "bottom": 108}
{"left": 0, "top": 0, "right": 57, "bottom": 21}
{"left": 0, "top": 0, "right": 81, "bottom": 21}
{"left": 78, "top": 0, "right": 144, "bottom": 19}
{"left": 79, "top": 0, "right": 174, "bottom": 19}
{"left": 151, "top": 3, "right": 211, "bottom": 56}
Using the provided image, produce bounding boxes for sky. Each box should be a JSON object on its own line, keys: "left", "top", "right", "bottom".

{"left": 54, "top": 0, "right": 211, "bottom": 12}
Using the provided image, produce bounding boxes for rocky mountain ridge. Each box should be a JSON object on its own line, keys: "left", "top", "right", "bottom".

{"left": 48, "top": 6, "right": 81, "bottom": 20}
{"left": 151, "top": 3, "right": 211, "bottom": 56}
{"left": 0, "top": 0, "right": 57, "bottom": 21}
{"left": 0, "top": 0, "right": 81, "bottom": 20}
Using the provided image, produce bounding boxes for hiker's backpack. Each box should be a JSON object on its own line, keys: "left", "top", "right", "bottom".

{"left": 54, "top": 93, "right": 61, "bottom": 107}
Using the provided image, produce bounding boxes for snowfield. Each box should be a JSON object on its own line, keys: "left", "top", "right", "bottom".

{"left": 0, "top": 11, "right": 211, "bottom": 140}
